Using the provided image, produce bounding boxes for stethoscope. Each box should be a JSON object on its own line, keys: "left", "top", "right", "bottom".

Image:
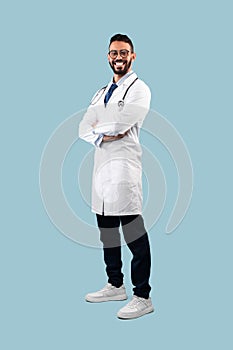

{"left": 90, "top": 77, "right": 139, "bottom": 109}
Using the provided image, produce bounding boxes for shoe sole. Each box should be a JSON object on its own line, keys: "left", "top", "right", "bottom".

{"left": 85, "top": 294, "right": 128, "bottom": 303}
{"left": 117, "top": 306, "right": 154, "bottom": 319}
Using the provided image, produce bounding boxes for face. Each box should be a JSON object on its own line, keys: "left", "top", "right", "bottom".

{"left": 108, "top": 41, "right": 136, "bottom": 77}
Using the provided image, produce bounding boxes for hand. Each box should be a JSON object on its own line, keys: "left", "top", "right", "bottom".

{"left": 102, "top": 130, "right": 129, "bottom": 142}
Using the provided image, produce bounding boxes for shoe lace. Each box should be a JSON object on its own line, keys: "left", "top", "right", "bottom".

{"left": 101, "top": 283, "right": 113, "bottom": 291}
{"left": 127, "top": 296, "right": 142, "bottom": 308}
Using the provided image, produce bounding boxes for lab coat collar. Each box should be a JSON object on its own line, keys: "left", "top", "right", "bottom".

{"left": 122, "top": 71, "right": 138, "bottom": 87}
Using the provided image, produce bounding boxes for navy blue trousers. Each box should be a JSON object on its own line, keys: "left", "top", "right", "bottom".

{"left": 96, "top": 214, "right": 151, "bottom": 299}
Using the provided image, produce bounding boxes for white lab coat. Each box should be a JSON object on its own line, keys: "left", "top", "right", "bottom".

{"left": 79, "top": 72, "right": 151, "bottom": 215}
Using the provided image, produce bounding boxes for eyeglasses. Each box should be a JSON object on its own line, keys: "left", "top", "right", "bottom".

{"left": 108, "top": 49, "right": 131, "bottom": 59}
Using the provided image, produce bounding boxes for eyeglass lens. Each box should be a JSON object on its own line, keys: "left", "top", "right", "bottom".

{"left": 109, "top": 50, "right": 130, "bottom": 58}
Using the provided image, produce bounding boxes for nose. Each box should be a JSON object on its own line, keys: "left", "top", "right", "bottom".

{"left": 116, "top": 51, "right": 123, "bottom": 60}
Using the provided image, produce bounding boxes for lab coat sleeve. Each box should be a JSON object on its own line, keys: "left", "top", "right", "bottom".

{"left": 78, "top": 104, "right": 104, "bottom": 147}
{"left": 94, "top": 82, "right": 151, "bottom": 135}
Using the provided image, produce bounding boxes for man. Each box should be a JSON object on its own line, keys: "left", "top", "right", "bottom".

{"left": 79, "top": 33, "right": 154, "bottom": 319}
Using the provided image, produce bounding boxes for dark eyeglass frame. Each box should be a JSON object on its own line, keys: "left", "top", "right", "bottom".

{"left": 108, "top": 49, "right": 131, "bottom": 59}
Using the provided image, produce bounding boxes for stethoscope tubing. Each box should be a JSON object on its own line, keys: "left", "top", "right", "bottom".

{"left": 91, "top": 77, "right": 138, "bottom": 107}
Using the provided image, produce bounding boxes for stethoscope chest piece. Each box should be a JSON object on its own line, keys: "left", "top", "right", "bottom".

{"left": 118, "top": 100, "right": 124, "bottom": 110}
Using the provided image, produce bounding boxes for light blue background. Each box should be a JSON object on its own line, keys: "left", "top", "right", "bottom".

{"left": 1, "top": 0, "right": 232, "bottom": 349}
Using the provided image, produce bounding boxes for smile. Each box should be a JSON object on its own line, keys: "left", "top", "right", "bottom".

{"left": 114, "top": 61, "right": 126, "bottom": 67}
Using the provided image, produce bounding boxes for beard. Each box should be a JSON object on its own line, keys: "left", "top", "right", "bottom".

{"left": 109, "top": 59, "right": 132, "bottom": 76}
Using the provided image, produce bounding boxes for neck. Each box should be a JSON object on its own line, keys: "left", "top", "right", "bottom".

{"left": 113, "top": 74, "right": 124, "bottom": 83}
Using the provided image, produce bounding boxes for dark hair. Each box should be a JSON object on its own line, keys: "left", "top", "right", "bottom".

{"left": 109, "top": 33, "right": 134, "bottom": 52}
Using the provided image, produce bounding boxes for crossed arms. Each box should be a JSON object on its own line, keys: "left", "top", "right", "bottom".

{"left": 79, "top": 83, "right": 151, "bottom": 147}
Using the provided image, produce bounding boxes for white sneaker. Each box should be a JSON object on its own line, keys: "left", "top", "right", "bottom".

{"left": 117, "top": 295, "right": 154, "bottom": 319}
{"left": 85, "top": 283, "right": 127, "bottom": 303}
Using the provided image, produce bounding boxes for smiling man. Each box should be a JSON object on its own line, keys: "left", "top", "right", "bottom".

{"left": 108, "top": 41, "right": 135, "bottom": 78}
{"left": 79, "top": 33, "right": 154, "bottom": 319}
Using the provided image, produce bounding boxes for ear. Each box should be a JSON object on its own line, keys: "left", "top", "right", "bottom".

{"left": 131, "top": 52, "right": 136, "bottom": 61}
{"left": 107, "top": 53, "right": 111, "bottom": 62}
